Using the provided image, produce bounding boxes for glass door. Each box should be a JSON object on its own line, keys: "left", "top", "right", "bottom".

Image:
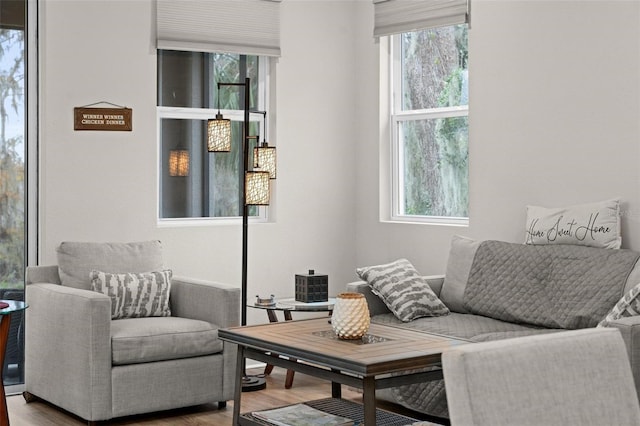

{"left": 0, "top": 0, "right": 31, "bottom": 392}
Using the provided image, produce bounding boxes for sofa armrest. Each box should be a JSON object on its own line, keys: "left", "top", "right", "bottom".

{"left": 346, "top": 281, "right": 391, "bottom": 316}
{"left": 170, "top": 276, "right": 241, "bottom": 328}
{"left": 346, "top": 274, "right": 446, "bottom": 317}
{"left": 25, "top": 283, "right": 112, "bottom": 420}
{"left": 608, "top": 316, "right": 640, "bottom": 398}
{"left": 424, "top": 274, "right": 445, "bottom": 297}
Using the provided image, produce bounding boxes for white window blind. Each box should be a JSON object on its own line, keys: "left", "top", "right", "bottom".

{"left": 157, "top": 0, "right": 281, "bottom": 57}
{"left": 373, "top": 0, "right": 469, "bottom": 38}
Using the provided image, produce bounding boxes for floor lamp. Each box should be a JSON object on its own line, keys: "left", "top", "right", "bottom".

{"left": 207, "top": 78, "right": 275, "bottom": 392}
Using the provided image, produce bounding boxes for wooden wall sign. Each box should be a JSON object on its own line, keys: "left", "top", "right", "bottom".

{"left": 74, "top": 107, "right": 132, "bottom": 131}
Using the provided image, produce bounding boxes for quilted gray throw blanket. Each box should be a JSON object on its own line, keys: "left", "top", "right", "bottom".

{"left": 463, "top": 241, "right": 640, "bottom": 329}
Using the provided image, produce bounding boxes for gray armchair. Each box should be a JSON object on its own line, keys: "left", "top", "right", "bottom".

{"left": 23, "top": 241, "right": 240, "bottom": 424}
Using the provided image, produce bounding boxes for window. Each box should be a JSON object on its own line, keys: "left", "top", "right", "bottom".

{"left": 390, "top": 24, "right": 469, "bottom": 224}
{"left": 157, "top": 50, "right": 268, "bottom": 221}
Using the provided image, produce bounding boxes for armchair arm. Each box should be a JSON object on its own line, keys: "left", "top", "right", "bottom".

{"left": 25, "top": 283, "right": 112, "bottom": 421}
{"left": 170, "top": 277, "right": 240, "bottom": 399}
{"left": 25, "top": 265, "right": 61, "bottom": 285}
{"left": 609, "top": 316, "right": 640, "bottom": 399}
{"left": 170, "top": 276, "right": 241, "bottom": 328}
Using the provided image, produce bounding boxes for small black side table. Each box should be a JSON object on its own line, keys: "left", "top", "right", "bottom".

{"left": 250, "top": 297, "right": 335, "bottom": 388}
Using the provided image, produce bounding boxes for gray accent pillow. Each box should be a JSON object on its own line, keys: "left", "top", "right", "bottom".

{"left": 57, "top": 240, "right": 164, "bottom": 290}
{"left": 356, "top": 259, "right": 449, "bottom": 322}
{"left": 91, "top": 269, "right": 172, "bottom": 320}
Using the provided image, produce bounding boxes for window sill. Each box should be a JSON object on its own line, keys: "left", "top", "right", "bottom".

{"left": 157, "top": 217, "right": 269, "bottom": 228}
{"left": 382, "top": 216, "right": 469, "bottom": 227}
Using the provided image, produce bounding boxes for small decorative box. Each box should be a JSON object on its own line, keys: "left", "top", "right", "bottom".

{"left": 295, "top": 270, "right": 328, "bottom": 303}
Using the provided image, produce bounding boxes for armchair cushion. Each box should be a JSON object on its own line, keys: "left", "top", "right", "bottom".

{"left": 110, "top": 316, "right": 223, "bottom": 365}
{"left": 57, "top": 241, "right": 164, "bottom": 290}
{"left": 90, "top": 270, "right": 172, "bottom": 319}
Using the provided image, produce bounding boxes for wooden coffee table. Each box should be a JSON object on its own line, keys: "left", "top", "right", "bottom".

{"left": 219, "top": 317, "right": 471, "bottom": 425}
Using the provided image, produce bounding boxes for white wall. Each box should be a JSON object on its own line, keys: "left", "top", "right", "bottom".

{"left": 38, "top": 0, "right": 640, "bottom": 319}
{"left": 355, "top": 0, "right": 640, "bottom": 276}
{"left": 38, "top": 0, "right": 359, "bottom": 325}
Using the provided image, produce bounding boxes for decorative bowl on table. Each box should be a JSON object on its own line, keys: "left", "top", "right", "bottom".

{"left": 255, "top": 294, "right": 276, "bottom": 307}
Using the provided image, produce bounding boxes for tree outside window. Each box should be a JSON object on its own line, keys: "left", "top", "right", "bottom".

{"left": 393, "top": 24, "right": 469, "bottom": 222}
{"left": 0, "top": 28, "right": 24, "bottom": 288}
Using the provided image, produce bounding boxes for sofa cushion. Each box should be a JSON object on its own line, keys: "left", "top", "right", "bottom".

{"left": 356, "top": 259, "right": 449, "bottom": 322}
{"left": 91, "top": 270, "right": 172, "bottom": 319}
{"left": 524, "top": 199, "right": 621, "bottom": 249}
{"left": 464, "top": 240, "right": 639, "bottom": 329}
{"left": 440, "top": 235, "right": 480, "bottom": 314}
{"left": 371, "top": 312, "right": 549, "bottom": 340}
{"left": 57, "top": 241, "right": 164, "bottom": 290}
{"left": 110, "top": 316, "right": 223, "bottom": 365}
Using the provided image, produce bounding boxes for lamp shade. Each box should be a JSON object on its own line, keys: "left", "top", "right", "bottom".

{"left": 207, "top": 113, "right": 231, "bottom": 152}
{"left": 245, "top": 171, "right": 270, "bottom": 205}
{"left": 253, "top": 143, "right": 277, "bottom": 179}
{"left": 169, "top": 149, "right": 190, "bottom": 176}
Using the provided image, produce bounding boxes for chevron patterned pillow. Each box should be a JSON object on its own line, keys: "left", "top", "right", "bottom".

{"left": 357, "top": 259, "right": 449, "bottom": 322}
{"left": 598, "top": 282, "right": 640, "bottom": 327}
{"left": 90, "top": 269, "right": 172, "bottom": 319}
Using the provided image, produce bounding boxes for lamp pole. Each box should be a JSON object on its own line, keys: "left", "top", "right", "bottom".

{"left": 213, "top": 78, "right": 267, "bottom": 391}
{"left": 240, "top": 78, "right": 266, "bottom": 391}
{"left": 241, "top": 77, "right": 250, "bottom": 330}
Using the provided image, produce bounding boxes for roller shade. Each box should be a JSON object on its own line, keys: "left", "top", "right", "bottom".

{"left": 374, "top": 0, "right": 469, "bottom": 38}
{"left": 157, "top": 0, "right": 281, "bottom": 57}
{"left": 0, "top": 0, "right": 25, "bottom": 30}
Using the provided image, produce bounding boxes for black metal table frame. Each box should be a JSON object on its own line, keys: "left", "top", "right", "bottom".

{"left": 229, "top": 343, "right": 444, "bottom": 425}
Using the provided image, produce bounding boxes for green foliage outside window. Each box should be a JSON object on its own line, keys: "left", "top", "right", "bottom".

{"left": 400, "top": 25, "right": 468, "bottom": 218}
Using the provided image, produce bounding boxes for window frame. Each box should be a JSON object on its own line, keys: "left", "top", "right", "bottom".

{"left": 389, "top": 31, "right": 469, "bottom": 226}
{"left": 157, "top": 53, "right": 271, "bottom": 226}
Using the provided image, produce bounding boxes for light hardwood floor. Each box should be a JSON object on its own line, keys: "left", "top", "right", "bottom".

{"left": 6, "top": 367, "right": 442, "bottom": 425}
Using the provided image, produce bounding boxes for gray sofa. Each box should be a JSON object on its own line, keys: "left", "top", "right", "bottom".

{"left": 348, "top": 236, "right": 640, "bottom": 419}
{"left": 23, "top": 241, "right": 240, "bottom": 424}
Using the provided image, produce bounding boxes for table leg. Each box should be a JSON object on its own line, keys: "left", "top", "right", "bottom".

{"left": 284, "top": 369, "right": 295, "bottom": 389}
{"left": 0, "top": 315, "right": 11, "bottom": 425}
{"left": 362, "top": 376, "right": 376, "bottom": 426}
{"left": 266, "top": 309, "right": 278, "bottom": 323}
{"left": 263, "top": 309, "right": 278, "bottom": 376}
{"left": 263, "top": 309, "right": 297, "bottom": 389}
{"left": 331, "top": 369, "right": 341, "bottom": 398}
{"left": 232, "top": 346, "right": 245, "bottom": 425}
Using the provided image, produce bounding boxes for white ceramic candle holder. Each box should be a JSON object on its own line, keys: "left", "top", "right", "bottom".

{"left": 331, "top": 292, "right": 371, "bottom": 340}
